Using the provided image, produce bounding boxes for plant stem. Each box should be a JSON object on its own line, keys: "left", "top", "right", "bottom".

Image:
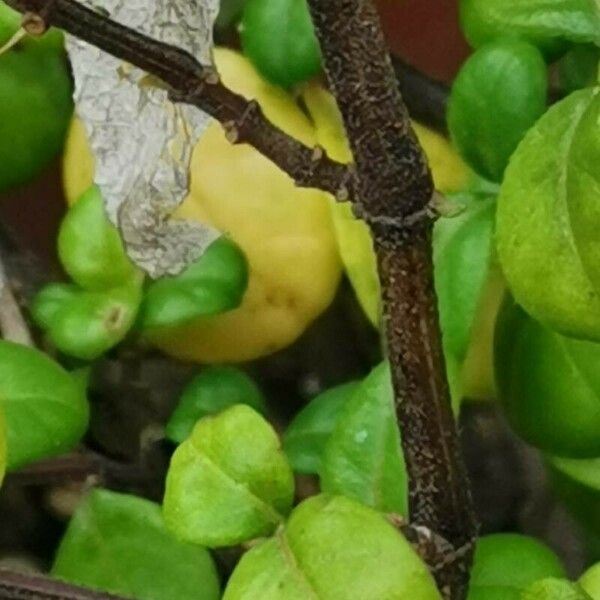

{"left": 305, "top": 1, "right": 478, "bottom": 597}
{"left": 0, "top": 570, "right": 131, "bottom": 600}
{"left": 6, "top": 451, "right": 152, "bottom": 489}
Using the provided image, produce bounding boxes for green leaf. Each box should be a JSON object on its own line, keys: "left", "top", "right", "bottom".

{"left": 320, "top": 363, "right": 407, "bottom": 515}
{"left": 139, "top": 237, "right": 248, "bottom": 330}
{"left": 434, "top": 192, "right": 496, "bottom": 401}
{"left": 163, "top": 405, "right": 294, "bottom": 547}
{"left": 448, "top": 39, "right": 547, "bottom": 182}
{"left": 460, "top": 0, "right": 600, "bottom": 54}
{"left": 564, "top": 89, "right": 600, "bottom": 297}
{"left": 468, "top": 534, "right": 566, "bottom": 600}
{"left": 283, "top": 381, "right": 359, "bottom": 475}
{"left": 495, "top": 296, "right": 600, "bottom": 457}
{"left": 496, "top": 88, "right": 600, "bottom": 341}
{"left": 580, "top": 562, "right": 600, "bottom": 599}
{"left": 558, "top": 45, "right": 600, "bottom": 93}
{"left": 548, "top": 457, "right": 600, "bottom": 541}
{"left": 522, "top": 579, "right": 592, "bottom": 600}
{"left": 241, "top": 0, "right": 322, "bottom": 88}
{"left": 58, "top": 186, "right": 139, "bottom": 290}
{"left": 52, "top": 489, "right": 220, "bottom": 600}
{"left": 166, "top": 366, "right": 266, "bottom": 444}
{"left": 223, "top": 494, "right": 442, "bottom": 600}
{"left": 32, "top": 283, "right": 142, "bottom": 361}
{"left": 0, "top": 341, "right": 89, "bottom": 470}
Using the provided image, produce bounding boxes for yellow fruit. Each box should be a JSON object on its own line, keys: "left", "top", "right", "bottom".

{"left": 63, "top": 48, "right": 342, "bottom": 363}
{"left": 302, "top": 83, "right": 470, "bottom": 325}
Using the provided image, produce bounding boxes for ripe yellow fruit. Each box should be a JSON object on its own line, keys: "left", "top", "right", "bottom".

{"left": 302, "top": 83, "right": 470, "bottom": 325}
{"left": 63, "top": 49, "right": 342, "bottom": 363}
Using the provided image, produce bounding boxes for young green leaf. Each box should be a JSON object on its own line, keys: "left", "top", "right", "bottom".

{"left": 496, "top": 88, "right": 600, "bottom": 340}
{"left": 320, "top": 363, "right": 408, "bottom": 516}
{"left": 52, "top": 489, "right": 220, "bottom": 600}
{"left": 166, "top": 366, "right": 267, "bottom": 444}
{"left": 495, "top": 296, "right": 600, "bottom": 458}
{"left": 448, "top": 39, "right": 547, "bottom": 182}
{"left": 521, "top": 579, "right": 592, "bottom": 600}
{"left": 460, "top": 0, "right": 600, "bottom": 54}
{"left": 558, "top": 45, "right": 600, "bottom": 93}
{"left": 581, "top": 562, "right": 600, "bottom": 599}
{"left": 58, "top": 186, "right": 139, "bottom": 290}
{"left": 163, "top": 405, "right": 294, "bottom": 547}
{"left": 32, "top": 282, "right": 142, "bottom": 361}
{"left": 241, "top": 0, "right": 322, "bottom": 88}
{"left": 467, "top": 534, "right": 566, "bottom": 600}
{"left": 434, "top": 192, "right": 496, "bottom": 404}
{"left": 283, "top": 381, "right": 359, "bottom": 475}
{"left": 138, "top": 237, "right": 248, "bottom": 330}
{"left": 0, "top": 341, "right": 89, "bottom": 470}
{"left": 224, "top": 495, "right": 442, "bottom": 600}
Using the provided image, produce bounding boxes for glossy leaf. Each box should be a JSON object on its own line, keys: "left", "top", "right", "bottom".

{"left": 241, "top": 0, "right": 321, "bottom": 88}
{"left": 496, "top": 88, "right": 600, "bottom": 340}
{"left": 166, "top": 366, "right": 266, "bottom": 444}
{"left": 58, "top": 186, "right": 139, "bottom": 290}
{"left": 223, "top": 494, "right": 442, "bottom": 600}
{"left": 467, "top": 534, "right": 565, "bottom": 600}
{"left": 581, "top": 562, "right": 600, "bottom": 599}
{"left": 320, "top": 363, "right": 407, "bottom": 515}
{"left": 0, "top": 4, "right": 72, "bottom": 193}
{"left": 163, "top": 405, "right": 294, "bottom": 547}
{"left": 521, "top": 579, "right": 592, "bottom": 600}
{"left": 460, "top": 0, "right": 600, "bottom": 54}
{"left": 448, "top": 39, "right": 547, "bottom": 182}
{"left": 32, "top": 282, "right": 142, "bottom": 361}
{"left": 495, "top": 296, "right": 600, "bottom": 457}
{"left": 283, "top": 381, "right": 359, "bottom": 475}
{"left": 564, "top": 89, "right": 600, "bottom": 296}
{"left": 139, "top": 237, "right": 248, "bottom": 330}
{"left": 434, "top": 192, "right": 496, "bottom": 403}
{"left": 53, "top": 489, "right": 220, "bottom": 600}
{"left": 0, "top": 341, "right": 89, "bottom": 470}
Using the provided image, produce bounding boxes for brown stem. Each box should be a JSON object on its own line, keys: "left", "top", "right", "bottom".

{"left": 305, "top": 0, "right": 477, "bottom": 597}
{"left": 6, "top": 451, "right": 152, "bottom": 488}
{"left": 0, "top": 570, "right": 131, "bottom": 600}
{"left": 3, "top": 0, "right": 354, "bottom": 201}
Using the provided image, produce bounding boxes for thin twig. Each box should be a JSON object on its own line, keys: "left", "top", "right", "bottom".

{"left": 0, "top": 570, "right": 131, "bottom": 600}
{"left": 306, "top": 1, "right": 477, "bottom": 598}
{"left": 6, "top": 451, "right": 153, "bottom": 488}
{"left": 0, "top": 250, "right": 33, "bottom": 346}
{"left": 4, "top": 0, "right": 355, "bottom": 201}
